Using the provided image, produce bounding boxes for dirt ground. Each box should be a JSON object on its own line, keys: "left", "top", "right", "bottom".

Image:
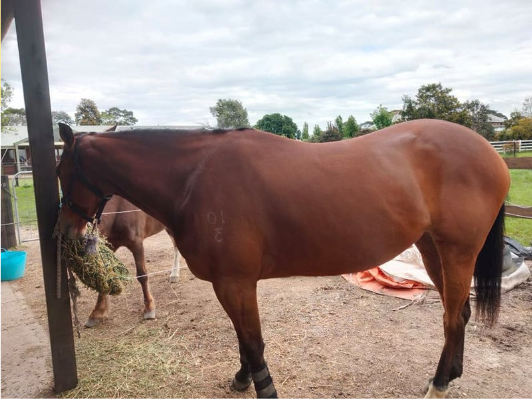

{"left": 10, "top": 231, "right": 532, "bottom": 398}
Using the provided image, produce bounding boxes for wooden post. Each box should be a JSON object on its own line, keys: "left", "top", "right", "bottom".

{"left": 14, "top": 0, "right": 78, "bottom": 393}
{"left": 1, "top": 175, "right": 17, "bottom": 249}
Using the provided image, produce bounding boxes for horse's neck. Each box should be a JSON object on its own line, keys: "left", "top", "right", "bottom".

{"left": 84, "top": 132, "right": 206, "bottom": 229}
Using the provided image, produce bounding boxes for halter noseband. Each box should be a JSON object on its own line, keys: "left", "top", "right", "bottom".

{"left": 61, "top": 133, "right": 113, "bottom": 224}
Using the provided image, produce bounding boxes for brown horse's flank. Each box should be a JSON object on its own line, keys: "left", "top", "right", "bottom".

{"left": 57, "top": 119, "right": 510, "bottom": 398}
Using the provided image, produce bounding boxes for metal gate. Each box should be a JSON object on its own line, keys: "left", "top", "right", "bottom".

{"left": 11, "top": 171, "right": 39, "bottom": 244}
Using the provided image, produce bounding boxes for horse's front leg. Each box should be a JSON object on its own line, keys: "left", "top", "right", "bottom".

{"left": 231, "top": 343, "right": 252, "bottom": 391}
{"left": 213, "top": 278, "right": 278, "bottom": 398}
{"left": 85, "top": 293, "right": 109, "bottom": 327}
{"left": 129, "top": 240, "right": 155, "bottom": 320}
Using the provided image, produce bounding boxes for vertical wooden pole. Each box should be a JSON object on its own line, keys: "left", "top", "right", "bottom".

{"left": 14, "top": 0, "right": 78, "bottom": 392}
{"left": 1, "top": 175, "right": 17, "bottom": 249}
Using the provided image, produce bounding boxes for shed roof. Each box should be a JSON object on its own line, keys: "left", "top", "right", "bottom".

{"left": 1, "top": 124, "right": 203, "bottom": 149}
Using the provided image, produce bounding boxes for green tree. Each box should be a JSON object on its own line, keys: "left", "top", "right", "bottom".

{"left": 371, "top": 105, "right": 393, "bottom": 130}
{"left": 1, "top": 79, "right": 14, "bottom": 132}
{"left": 463, "top": 99, "right": 495, "bottom": 140}
{"left": 3, "top": 108, "right": 26, "bottom": 125}
{"left": 52, "top": 111, "right": 74, "bottom": 125}
{"left": 254, "top": 113, "right": 298, "bottom": 139}
{"left": 75, "top": 98, "right": 102, "bottom": 125}
{"left": 101, "top": 107, "right": 138, "bottom": 126}
{"left": 311, "top": 124, "right": 322, "bottom": 142}
{"left": 401, "top": 83, "right": 468, "bottom": 125}
{"left": 301, "top": 122, "right": 310, "bottom": 141}
{"left": 209, "top": 99, "right": 249, "bottom": 128}
{"left": 343, "top": 115, "right": 359, "bottom": 138}
{"left": 319, "top": 122, "right": 343, "bottom": 142}
{"left": 335, "top": 115, "right": 343, "bottom": 137}
{"left": 504, "top": 111, "right": 524, "bottom": 129}
{"left": 508, "top": 118, "right": 532, "bottom": 140}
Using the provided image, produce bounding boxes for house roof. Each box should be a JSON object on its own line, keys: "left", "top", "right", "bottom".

{"left": 487, "top": 114, "right": 506, "bottom": 124}
{"left": 1, "top": 124, "right": 203, "bottom": 149}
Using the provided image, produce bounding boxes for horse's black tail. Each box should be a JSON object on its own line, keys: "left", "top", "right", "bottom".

{"left": 474, "top": 204, "right": 505, "bottom": 326}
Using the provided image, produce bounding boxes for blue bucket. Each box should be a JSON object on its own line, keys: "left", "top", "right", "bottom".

{"left": 1, "top": 248, "right": 27, "bottom": 281}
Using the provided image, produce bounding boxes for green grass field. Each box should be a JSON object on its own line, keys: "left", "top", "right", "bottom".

{"left": 10, "top": 175, "right": 38, "bottom": 225}
{"left": 502, "top": 150, "right": 532, "bottom": 158}
{"left": 506, "top": 169, "right": 532, "bottom": 246}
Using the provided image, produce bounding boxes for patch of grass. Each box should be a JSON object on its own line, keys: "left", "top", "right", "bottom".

{"left": 508, "top": 170, "right": 532, "bottom": 206}
{"left": 501, "top": 150, "right": 532, "bottom": 158}
{"left": 505, "top": 169, "right": 532, "bottom": 246}
{"left": 10, "top": 176, "right": 37, "bottom": 226}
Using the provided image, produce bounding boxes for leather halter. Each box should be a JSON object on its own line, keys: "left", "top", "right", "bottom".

{"left": 61, "top": 134, "right": 112, "bottom": 224}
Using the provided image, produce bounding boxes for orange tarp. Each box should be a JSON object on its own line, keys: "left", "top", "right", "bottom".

{"left": 342, "top": 267, "right": 429, "bottom": 300}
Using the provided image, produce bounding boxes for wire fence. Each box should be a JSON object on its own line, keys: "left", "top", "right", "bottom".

{"left": 10, "top": 171, "right": 39, "bottom": 244}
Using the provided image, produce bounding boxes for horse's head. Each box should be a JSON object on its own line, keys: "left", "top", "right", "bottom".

{"left": 56, "top": 123, "right": 117, "bottom": 239}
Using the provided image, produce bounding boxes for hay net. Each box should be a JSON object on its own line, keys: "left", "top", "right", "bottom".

{"left": 60, "top": 225, "right": 130, "bottom": 295}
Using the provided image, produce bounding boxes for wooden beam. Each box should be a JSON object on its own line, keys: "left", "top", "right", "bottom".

{"left": 1, "top": 175, "right": 17, "bottom": 248}
{"left": 506, "top": 205, "right": 532, "bottom": 219}
{"left": 14, "top": 0, "right": 78, "bottom": 393}
{"left": 503, "top": 157, "right": 532, "bottom": 169}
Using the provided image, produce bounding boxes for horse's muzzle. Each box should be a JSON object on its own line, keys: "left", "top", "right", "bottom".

{"left": 59, "top": 211, "right": 87, "bottom": 240}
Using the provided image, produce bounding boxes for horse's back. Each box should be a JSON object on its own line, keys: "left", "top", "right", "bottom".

{"left": 176, "top": 120, "right": 510, "bottom": 280}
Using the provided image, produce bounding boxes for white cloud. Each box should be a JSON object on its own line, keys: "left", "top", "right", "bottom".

{"left": 1, "top": 0, "right": 531, "bottom": 129}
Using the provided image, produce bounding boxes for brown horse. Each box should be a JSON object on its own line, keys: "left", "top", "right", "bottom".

{"left": 85, "top": 195, "right": 181, "bottom": 327}
{"left": 56, "top": 119, "right": 509, "bottom": 398}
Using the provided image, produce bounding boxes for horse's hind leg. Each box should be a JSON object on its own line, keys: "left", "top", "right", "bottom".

{"left": 422, "top": 241, "right": 476, "bottom": 398}
{"left": 213, "top": 278, "right": 277, "bottom": 398}
{"left": 129, "top": 240, "right": 156, "bottom": 320}
{"left": 168, "top": 233, "right": 180, "bottom": 283}
{"left": 416, "top": 234, "right": 472, "bottom": 398}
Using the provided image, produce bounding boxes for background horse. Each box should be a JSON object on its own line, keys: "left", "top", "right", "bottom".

{"left": 56, "top": 119, "right": 509, "bottom": 398}
{"left": 85, "top": 195, "right": 180, "bottom": 327}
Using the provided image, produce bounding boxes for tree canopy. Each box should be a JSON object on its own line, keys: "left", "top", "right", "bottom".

{"left": 318, "top": 122, "right": 343, "bottom": 142}
{"left": 101, "top": 107, "right": 138, "bottom": 126}
{"left": 462, "top": 99, "right": 495, "bottom": 140}
{"left": 371, "top": 105, "right": 393, "bottom": 130}
{"left": 522, "top": 96, "right": 532, "bottom": 118}
{"left": 3, "top": 108, "right": 26, "bottom": 126}
{"left": 75, "top": 98, "right": 102, "bottom": 125}
{"left": 52, "top": 111, "right": 74, "bottom": 125}
{"left": 343, "top": 115, "right": 359, "bottom": 138}
{"left": 1, "top": 79, "right": 14, "bottom": 132}
{"left": 301, "top": 122, "right": 310, "bottom": 141}
{"left": 209, "top": 99, "right": 250, "bottom": 128}
{"left": 254, "top": 113, "right": 298, "bottom": 139}
{"left": 401, "top": 83, "right": 468, "bottom": 125}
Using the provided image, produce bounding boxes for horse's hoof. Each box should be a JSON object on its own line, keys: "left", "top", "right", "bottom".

{"left": 143, "top": 310, "right": 156, "bottom": 320}
{"left": 169, "top": 275, "right": 179, "bottom": 283}
{"left": 230, "top": 377, "right": 252, "bottom": 392}
{"left": 422, "top": 379, "right": 433, "bottom": 395}
{"left": 424, "top": 380, "right": 448, "bottom": 399}
{"left": 85, "top": 318, "right": 102, "bottom": 328}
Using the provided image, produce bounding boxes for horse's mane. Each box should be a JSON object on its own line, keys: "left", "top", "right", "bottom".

{"left": 74, "top": 127, "right": 253, "bottom": 137}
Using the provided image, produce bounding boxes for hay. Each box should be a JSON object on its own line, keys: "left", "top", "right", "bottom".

{"left": 61, "top": 229, "right": 130, "bottom": 295}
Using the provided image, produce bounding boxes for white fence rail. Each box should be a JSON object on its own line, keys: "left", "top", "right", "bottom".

{"left": 489, "top": 140, "right": 532, "bottom": 154}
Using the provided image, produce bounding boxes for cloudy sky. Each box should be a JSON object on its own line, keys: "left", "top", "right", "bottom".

{"left": 2, "top": 0, "right": 531, "bottom": 129}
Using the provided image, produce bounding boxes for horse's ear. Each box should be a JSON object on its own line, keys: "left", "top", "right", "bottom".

{"left": 58, "top": 123, "right": 74, "bottom": 148}
{"left": 104, "top": 124, "right": 118, "bottom": 132}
